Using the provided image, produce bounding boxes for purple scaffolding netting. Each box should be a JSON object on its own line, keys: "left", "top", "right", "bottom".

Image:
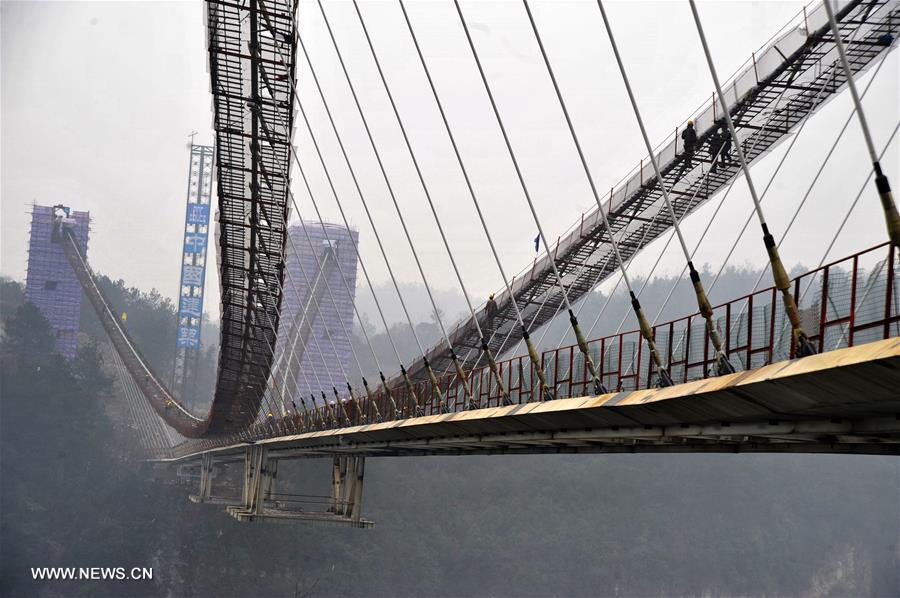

{"left": 25, "top": 204, "right": 91, "bottom": 359}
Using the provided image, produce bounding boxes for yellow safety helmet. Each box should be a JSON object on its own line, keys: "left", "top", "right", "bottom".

{"left": 687, "top": 120, "right": 694, "bottom": 126}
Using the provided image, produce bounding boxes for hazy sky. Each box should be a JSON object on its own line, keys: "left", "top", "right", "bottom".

{"left": 2, "top": 0, "right": 897, "bottom": 328}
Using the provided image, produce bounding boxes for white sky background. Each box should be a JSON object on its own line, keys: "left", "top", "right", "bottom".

{"left": 2, "top": 0, "right": 897, "bottom": 330}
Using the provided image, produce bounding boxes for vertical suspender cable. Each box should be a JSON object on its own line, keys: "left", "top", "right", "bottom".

{"left": 251, "top": 102, "right": 371, "bottom": 425}
{"left": 311, "top": 0, "right": 474, "bottom": 411}
{"left": 822, "top": 0, "right": 900, "bottom": 247}
{"left": 485, "top": 0, "right": 619, "bottom": 393}
{"left": 505, "top": 0, "right": 672, "bottom": 386}
{"left": 248, "top": 1, "right": 385, "bottom": 425}
{"left": 453, "top": 0, "right": 604, "bottom": 397}
{"left": 252, "top": 158, "right": 362, "bottom": 424}
{"left": 688, "top": 0, "right": 816, "bottom": 357}
{"left": 348, "top": 0, "right": 479, "bottom": 411}
{"left": 292, "top": 92, "right": 422, "bottom": 416}
{"left": 255, "top": 0, "right": 407, "bottom": 418}
{"left": 592, "top": 0, "right": 734, "bottom": 374}
{"left": 396, "top": 0, "right": 525, "bottom": 405}
{"left": 398, "top": 0, "right": 554, "bottom": 402}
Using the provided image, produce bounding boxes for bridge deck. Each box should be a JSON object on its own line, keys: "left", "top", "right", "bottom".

{"left": 165, "top": 337, "right": 900, "bottom": 461}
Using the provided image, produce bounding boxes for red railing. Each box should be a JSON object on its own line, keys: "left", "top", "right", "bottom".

{"left": 374, "top": 243, "right": 899, "bottom": 418}
{"left": 254, "top": 243, "right": 898, "bottom": 435}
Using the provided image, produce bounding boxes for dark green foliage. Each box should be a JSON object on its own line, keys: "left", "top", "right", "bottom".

{"left": 0, "top": 301, "right": 159, "bottom": 596}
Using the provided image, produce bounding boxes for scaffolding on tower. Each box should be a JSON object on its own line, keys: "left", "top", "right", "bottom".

{"left": 171, "top": 143, "right": 214, "bottom": 408}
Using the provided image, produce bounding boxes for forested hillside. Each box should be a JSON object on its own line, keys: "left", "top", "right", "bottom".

{"left": 1, "top": 270, "right": 898, "bottom": 597}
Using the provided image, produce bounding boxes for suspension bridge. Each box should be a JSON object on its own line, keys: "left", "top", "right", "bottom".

{"left": 50, "top": 0, "right": 899, "bottom": 525}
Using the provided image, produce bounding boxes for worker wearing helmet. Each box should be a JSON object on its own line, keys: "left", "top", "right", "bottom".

{"left": 681, "top": 120, "right": 698, "bottom": 168}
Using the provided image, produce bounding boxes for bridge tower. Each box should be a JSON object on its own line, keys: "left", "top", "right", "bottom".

{"left": 24, "top": 204, "right": 90, "bottom": 359}
{"left": 171, "top": 143, "right": 214, "bottom": 406}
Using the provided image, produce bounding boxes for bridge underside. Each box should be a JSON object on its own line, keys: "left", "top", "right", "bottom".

{"left": 167, "top": 338, "right": 900, "bottom": 461}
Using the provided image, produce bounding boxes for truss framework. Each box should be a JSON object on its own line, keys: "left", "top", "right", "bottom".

{"left": 205, "top": 0, "right": 298, "bottom": 434}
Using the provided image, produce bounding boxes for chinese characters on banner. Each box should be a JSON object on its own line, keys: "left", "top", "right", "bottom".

{"left": 176, "top": 148, "right": 213, "bottom": 349}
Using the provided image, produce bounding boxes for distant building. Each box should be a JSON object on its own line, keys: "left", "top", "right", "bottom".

{"left": 24, "top": 204, "right": 90, "bottom": 359}
{"left": 276, "top": 221, "right": 359, "bottom": 402}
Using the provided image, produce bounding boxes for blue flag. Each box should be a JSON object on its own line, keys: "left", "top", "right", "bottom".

{"left": 534, "top": 234, "right": 540, "bottom": 253}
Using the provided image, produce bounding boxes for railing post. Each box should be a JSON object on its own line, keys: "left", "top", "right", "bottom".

{"left": 849, "top": 254, "right": 859, "bottom": 346}
{"left": 818, "top": 268, "right": 830, "bottom": 352}
{"left": 752, "top": 51, "right": 759, "bottom": 84}
{"left": 768, "top": 288, "right": 778, "bottom": 364}
{"left": 885, "top": 245, "right": 896, "bottom": 340}
{"left": 745, "top": 295, "right": 753, "bottom": 369}
{"left": 616, "top": 334, "right": 624, "bottom": 391}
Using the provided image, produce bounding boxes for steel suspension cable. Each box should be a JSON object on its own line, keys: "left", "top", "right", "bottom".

{"left": 380, "top": 0, "right": 524, "bottom": 407}
{"left": 229, "top": 9, "right": 373, "bottom": 430}
{"left": 553, "top": 179, "right": 705, "bottom": 384}
{"left": 534, "top": 204, "right": 665, "bottom": 391}
{"left": 794, "top": 120, "right": 900, "bottom": 351}
{"left": 648, "top": 85, "right": 810, "bottom": 332}
{"left": 572, "top": 37, "right": 809, "bottom": 383}
{"left": 496, "top": 0, "right": 673, "bottom": 387}
{"left": 712, "top": 52, "right": 896, "bottom": 357}
{"left": 823, "top": 0, "right": 900, "bottom": 247}
{"left": 291, "top": 101, "right": 416, "bottom": 417}
{"left": 241, "top": 270, "right": 311, "bottom": 432}
{"left": 564, "top": 134, "right": 735, "bottom": 358}
{"left": 246, "top": 111, "right": 369, "bottom": 426}
{"left": 644, "top": 24, "right": 898, "bottom": 376}
{"left": 452, "top": 0, "right": 613, "bottom": 399}
{"left": 279, "top": 222, "right": 370, "bottom": 424}
{"left": 247, "top": 212, "right": 341, "bottom": 429}
{"left": 261, "top": 109, "right": 391, "bottom": 422}
{"left": 689, "top": 0, "right": 816, "bottom": 357}
{"left": 259, "top": 210, "right": 358, "bottom": 424}
{"left": 653, "top": 50, "right": 845, "bottom": 370}
{"left": 591, "top": 0, "right": 732, "bottom": 375}
{"left": 310, "top": 0, "right": 479, "bottom": 411}
{"left": 254, "top": 0, "right": 407, "bottom": 418}
{"left": 441, "top": 0, "right": 607, "bottom": 395}
{"left": 347, "top": 0, "right": 481, "bottom": 411}
{"left": 397, "top": 0, "right": 563, "bottom": 405}
{"left": 705, "top": 27, "right": 893, "bottom": 303}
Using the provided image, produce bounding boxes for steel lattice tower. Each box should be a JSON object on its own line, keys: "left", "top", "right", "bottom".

{"left": 172, "top": 144, "right": 214, "bottom": 406}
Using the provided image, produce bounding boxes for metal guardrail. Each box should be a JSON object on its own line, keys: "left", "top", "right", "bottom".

{"left": 328, "top": 243, "right": 899, "bottom": 420}
{"left": 202, "top": 243, "right": 898, "bottom": 445}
